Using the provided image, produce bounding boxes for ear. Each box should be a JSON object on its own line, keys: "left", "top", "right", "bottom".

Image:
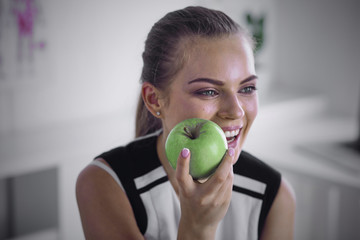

{"left": 142, "top": 82, "right": 163, "bottom": 118}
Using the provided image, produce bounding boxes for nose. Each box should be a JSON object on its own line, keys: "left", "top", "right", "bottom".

{"left": 218, "top": 94, "right": 245, "bottom": 120}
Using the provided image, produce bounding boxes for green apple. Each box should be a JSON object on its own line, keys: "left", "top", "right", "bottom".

{"left": 165, "top": 118, "right": 228, "bottom": 180}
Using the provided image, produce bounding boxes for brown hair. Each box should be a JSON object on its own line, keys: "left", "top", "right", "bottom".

{"left": 135, "top": 6, "right": 253, "bottom": 137}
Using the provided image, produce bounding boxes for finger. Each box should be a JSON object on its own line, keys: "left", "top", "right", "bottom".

{"left": 205, "top": 148, "right": 235, "bottom": 191}
{"left": 202, "top": 160, "right": 234, "bottom": 207}
{"left": 175, "top": 148, "right": 194, "bottom": 190}
{"left": 217, "top": 164, "right": 234, "bottom": 204}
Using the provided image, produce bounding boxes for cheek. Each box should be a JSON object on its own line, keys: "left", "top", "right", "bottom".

{"left": 179, "top": 104, "right": 216, "bottom": 121}
{"left": 199, "top": 104, "right": 218, "bottom": 116}
{"left": 238, "top": 99, "right": 258, "bottom": 153}
{"left": 164, "top": 97, "right": 199, "bottom": 128}
{"left": 169, "top": 95, "right": 216, "bottom": 118}
{"left": 245, "top": 98, "right": 258, "bottom": 122}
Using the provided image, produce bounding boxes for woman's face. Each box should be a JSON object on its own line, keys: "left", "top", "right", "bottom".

{"left": 160, "top": 34, "right": 258, "bottom": 162}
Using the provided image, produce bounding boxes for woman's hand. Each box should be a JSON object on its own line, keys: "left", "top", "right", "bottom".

{"left": 176, "top": 148, "right": 235, "bottom": 240}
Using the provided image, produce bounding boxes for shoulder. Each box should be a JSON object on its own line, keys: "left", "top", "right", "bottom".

{"left": 76, "top": 160, "right": 123, "bottom": 209}
{"left": 275, "top": 178, "right": 296, "bottom": 210}
{"left": 76, "top": 160, "right": 145, "bottom": 239}
{"left": 76, "top": 159, "right": 113, "bottom": 194}
{"left": 260, "top": 178, "right": 296, "bottom": 240}
{"left": 78, "top": 132, "right": 161, "bottom": 236}
{"left": 268, "top": 177, "right": 296, "bottom": 220}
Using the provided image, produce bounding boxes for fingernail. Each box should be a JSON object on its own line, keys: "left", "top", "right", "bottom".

{"left": 181, "top": 148, "right": 190, "bottom": 158}
{"left": 228, "top": 148, "right": 235, "bottom": 157}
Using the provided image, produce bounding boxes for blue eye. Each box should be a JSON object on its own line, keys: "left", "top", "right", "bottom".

{"left": 196, "top": 89, "right": 218, "bottom": 97}
{"left": 240, "top": 86, "right": 257, "bottom": 94}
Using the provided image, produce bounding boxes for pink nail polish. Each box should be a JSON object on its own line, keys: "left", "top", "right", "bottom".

{"left": 228, "top": 148, "right": 235, "bottom": 157}
{"left": 181, "top": 148, "right": 190, "bottom": 158}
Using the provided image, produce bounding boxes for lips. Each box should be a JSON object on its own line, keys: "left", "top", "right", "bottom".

{"left": 224, "top": 129, "right": 240, "bottom": 143}
{"left": 221, "top": 126, "right": 242, "bottom": 148}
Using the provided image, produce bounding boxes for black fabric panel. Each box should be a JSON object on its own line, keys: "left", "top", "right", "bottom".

{"left": 137, "top": 176, "right": 168, "bottom": 194}
{"left": 95, "top": 135, "right": 162, "bottom": 235}
{"left": 232, "top": 185, "right": 264, "bottom": 200}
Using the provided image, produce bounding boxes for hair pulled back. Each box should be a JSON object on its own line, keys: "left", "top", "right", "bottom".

{"left": 136, "top": 6, "right": 252, "bottom": 137}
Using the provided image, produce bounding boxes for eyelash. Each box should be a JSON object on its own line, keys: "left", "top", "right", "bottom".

{"left": 194, "top": 86, "right": 257, "bottom": 98}
{"left": 195, "top": 89, "right": 219, "bottom": 97}
{"left": 239, "top": 86, "right": 258, "bottom": 94}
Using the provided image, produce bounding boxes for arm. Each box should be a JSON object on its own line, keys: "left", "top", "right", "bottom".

{"left": 260, "top": 178, "right": 296, "bottom": 240}
{"left": 76, "top": 159, "right": 144, "bottom": 240}
{"left": 176, "top": 148, "right": 235, "bottom": 240}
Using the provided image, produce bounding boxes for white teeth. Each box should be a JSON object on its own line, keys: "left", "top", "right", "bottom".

{"left": 224, "top": 129, "right": 240, "bottom": 138}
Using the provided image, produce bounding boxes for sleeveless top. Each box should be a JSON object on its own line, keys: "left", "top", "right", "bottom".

{"left": 93, "top": 131, "right": 281, "bottom": 240}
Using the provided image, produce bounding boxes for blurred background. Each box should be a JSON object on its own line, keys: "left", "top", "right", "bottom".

{"left": 0, "top": 0, "right": 359, "bottom": 239}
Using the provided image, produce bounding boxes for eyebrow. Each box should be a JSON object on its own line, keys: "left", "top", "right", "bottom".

{"left": 188, "top": 74, "right": 258, "bottom": 85}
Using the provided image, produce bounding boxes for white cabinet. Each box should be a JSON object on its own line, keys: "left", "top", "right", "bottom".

{"left": 282, "top": 169, "right": 360, "bottom": 240}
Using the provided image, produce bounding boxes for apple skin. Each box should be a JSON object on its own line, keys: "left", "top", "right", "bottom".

{"left": 165, "top": 118, "right": 228, "bottom": 180}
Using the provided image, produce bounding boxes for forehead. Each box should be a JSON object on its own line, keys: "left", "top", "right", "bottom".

{"left": 178, "top": 34, "right": 255, "bottom": 81}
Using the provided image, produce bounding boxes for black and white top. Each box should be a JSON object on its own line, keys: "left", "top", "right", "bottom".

{"left": 92, "top": 130, "right": 281, "bottom": 240}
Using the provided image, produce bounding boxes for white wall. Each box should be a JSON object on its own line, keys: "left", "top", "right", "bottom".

{"left": 274, "top": 0, "right": 360, "bottom": 117}
{"left": 0, "top": 0, "right": 195, "bottom": 133}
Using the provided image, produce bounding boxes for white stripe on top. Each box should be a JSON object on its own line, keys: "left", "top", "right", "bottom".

{"left": 134, "top": 165, "right": 266, "bottom": 196}
{"left": 134, "top": 166, "right": 167, "bottom": 190}
{"left": 92, "top": 152, "right": 266, "bottom": 198}
{"left": 233, "top": 174, "right": 266, "bottom": 195}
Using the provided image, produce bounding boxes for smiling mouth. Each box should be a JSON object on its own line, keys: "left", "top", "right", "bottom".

{"left": 224, "top": 129, "right": 240, "bottom": 144}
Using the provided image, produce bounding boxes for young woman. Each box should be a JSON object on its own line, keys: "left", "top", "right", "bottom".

{"left": 76, "top": 6, "right": 295, "bottom": 240}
